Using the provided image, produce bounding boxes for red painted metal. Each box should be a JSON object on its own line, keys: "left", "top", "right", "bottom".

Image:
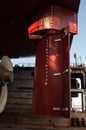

{"left": 30, "top": 3, "right": 79, "bottom": 118}
{"left": 28, "top": 5, "right": 78, "bottom": 35}
{"left": 32, "top": 31, "right": 70, "bottom": 117}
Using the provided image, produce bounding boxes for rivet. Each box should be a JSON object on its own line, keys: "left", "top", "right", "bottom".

{"left": 46, "top": 71, "right": 48, "bottom": 74}
{"left": 46, "top": 48, "right": 48, "bottom": 51}
{"left": 46, "top": 74, "right": 48, "bottom": 77}
{"left": 45, "top": 82, "right": 48, "bottom": 85}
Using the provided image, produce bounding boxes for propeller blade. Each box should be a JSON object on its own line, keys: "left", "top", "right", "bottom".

{"left": 1, "top": 56, "right": 13, "bottom": 72}
{"left": 0, "top": 84, "right": 8, "bottom": 113}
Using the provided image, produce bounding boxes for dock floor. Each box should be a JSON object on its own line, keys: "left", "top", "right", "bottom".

{"left": 0, "top": 123, "right": 86, "bottom": 130}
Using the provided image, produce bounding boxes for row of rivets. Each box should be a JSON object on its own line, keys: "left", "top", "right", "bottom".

{"left": 50, "top": 5, "right": 54, "bottom": 27}
{"left": 73, "top": 12, "right": 77, "bottom": 32}
{"left": 44, "top": 39, "right": 49, "bottom": 85}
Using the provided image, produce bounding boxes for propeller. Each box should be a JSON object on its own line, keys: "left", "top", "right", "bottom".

{"left": 0, "top": 56, "right": 14, "bottom": 113}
